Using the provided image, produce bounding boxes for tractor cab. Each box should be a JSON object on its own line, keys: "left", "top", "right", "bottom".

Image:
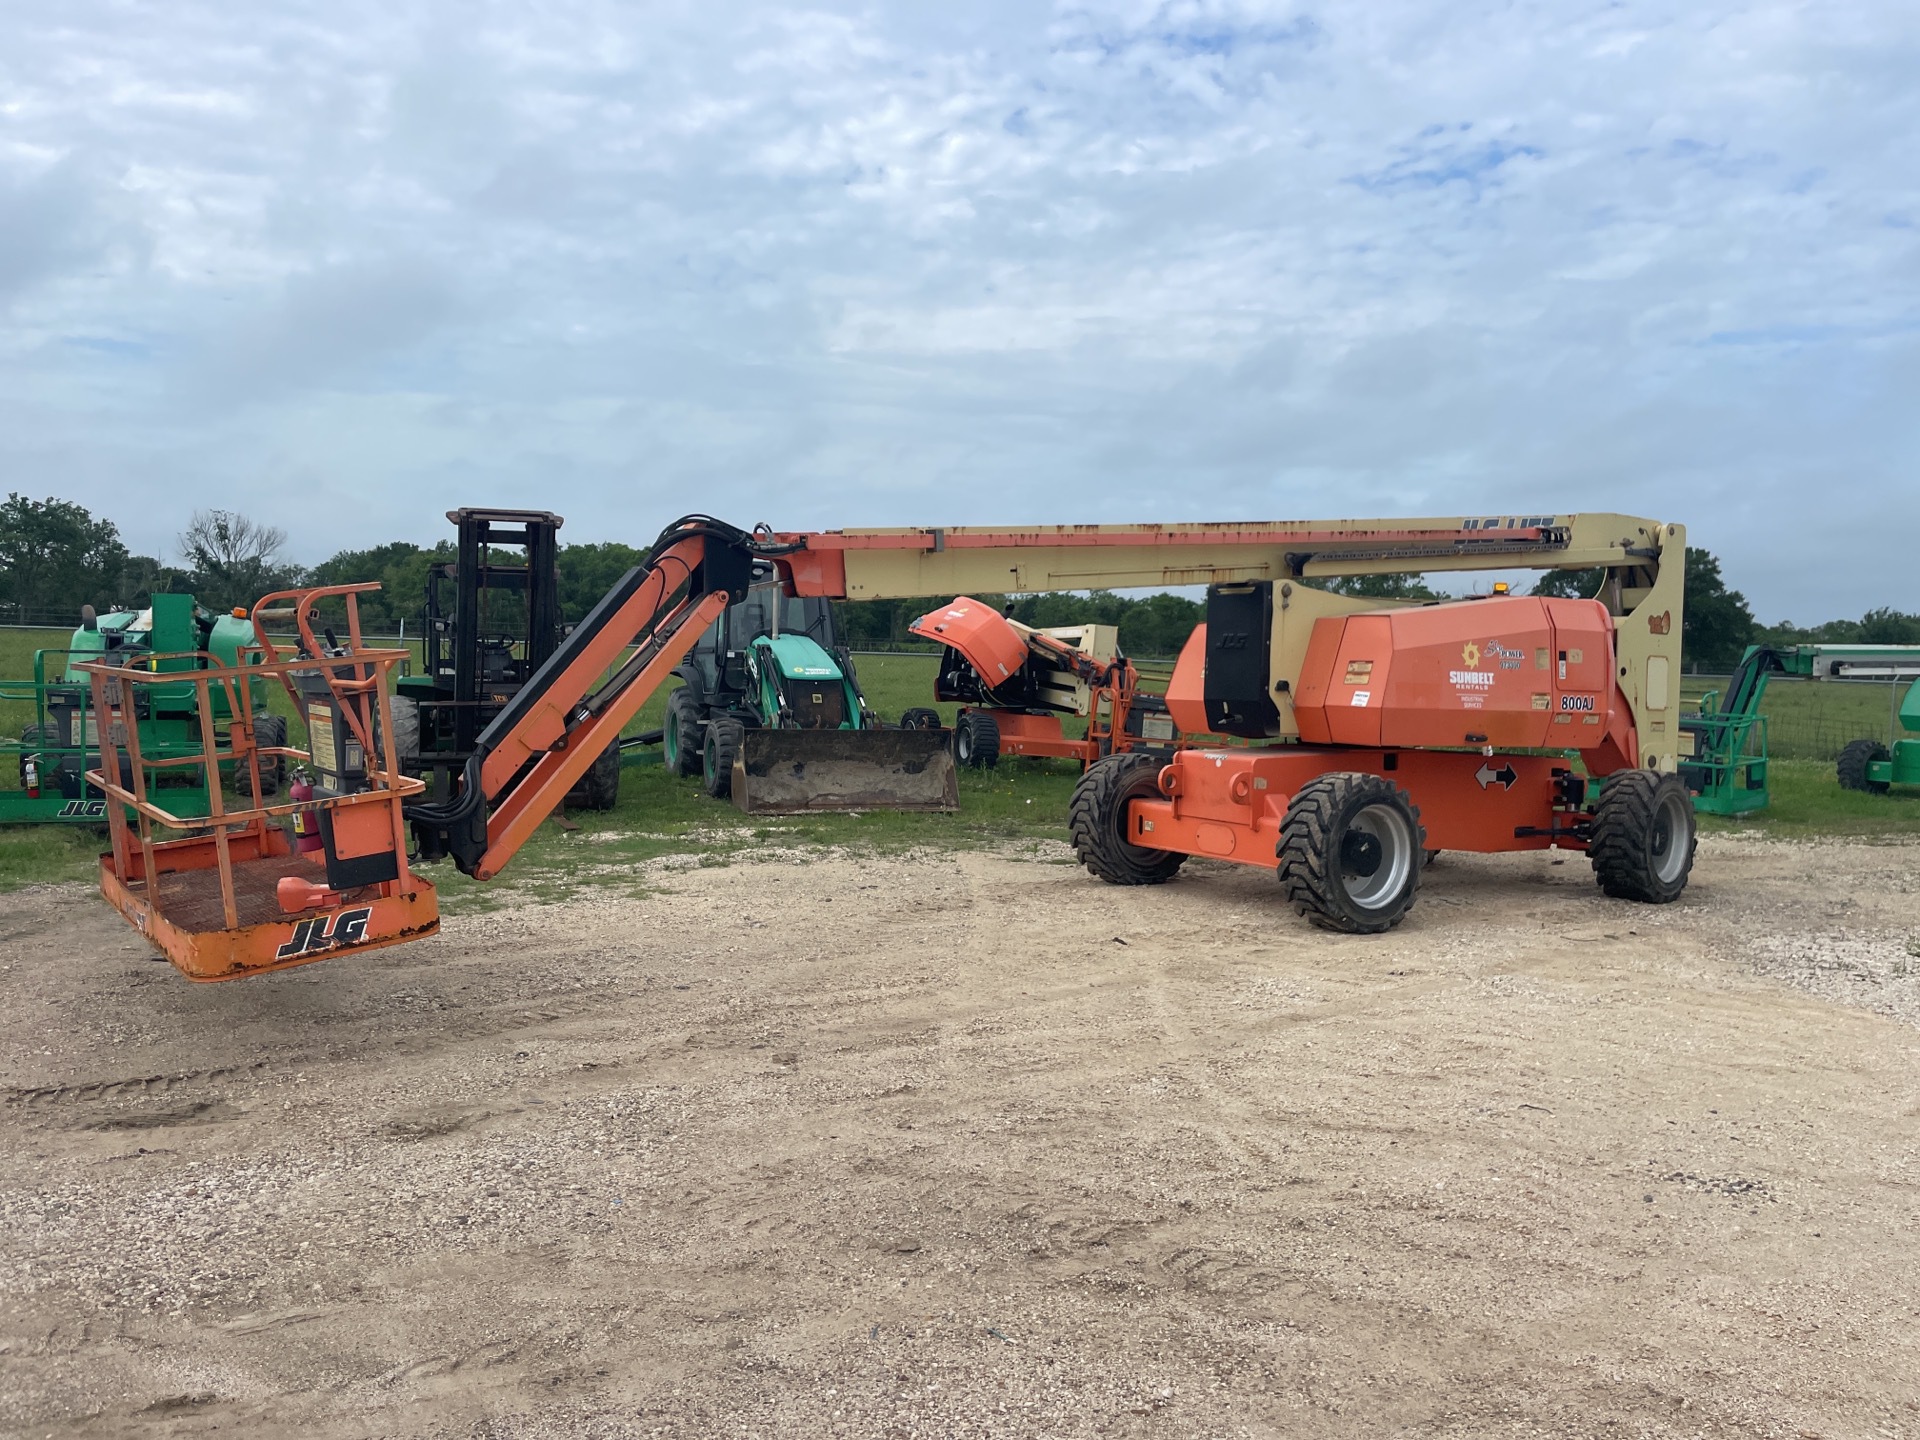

{"left": 677, "top": 562, "right": 850, "bottom": 714}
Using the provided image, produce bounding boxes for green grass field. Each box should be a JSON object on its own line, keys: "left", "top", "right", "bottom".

{"left": 4, "top": 628, "right": 1916, "bottom": 901}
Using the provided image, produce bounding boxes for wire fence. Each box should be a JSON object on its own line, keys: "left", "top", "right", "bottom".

{"left": 1686, "top": 674, "right": 1911, "bottom": 762}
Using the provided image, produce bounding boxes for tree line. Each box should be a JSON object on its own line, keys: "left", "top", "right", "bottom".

{"left": 2, "top": 492, "right": 1911, "bottom": 668}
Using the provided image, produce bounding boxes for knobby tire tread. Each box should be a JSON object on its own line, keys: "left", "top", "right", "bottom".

{"left": 1069, "top": 753, "right": 1183, "bottom": 886}
{"left": 1276, "top": 773, "right": 1423, "bottom": 935}
{"left": 1588, "top": 770, "right": 1695, "bottom": 903}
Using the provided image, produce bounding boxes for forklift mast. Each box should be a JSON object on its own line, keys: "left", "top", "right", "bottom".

{"left": 424, "top": 509, "right": 565, "bottom": 755}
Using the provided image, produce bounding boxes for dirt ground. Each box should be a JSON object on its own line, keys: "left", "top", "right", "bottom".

{"left": 3, "top": 834, "right": 1919, "bottom": 1439}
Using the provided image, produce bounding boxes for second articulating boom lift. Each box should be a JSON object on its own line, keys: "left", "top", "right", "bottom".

{"left": 90, "top": 512, "right": 1691, "bottom": 979}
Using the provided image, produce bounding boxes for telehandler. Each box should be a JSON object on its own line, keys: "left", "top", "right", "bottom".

{"left": 83, "top": 511, "right": 1692, "bottom": 980}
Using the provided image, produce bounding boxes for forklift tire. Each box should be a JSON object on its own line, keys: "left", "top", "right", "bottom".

{"left": 385, "top": 697, "right": 421, "bottom": 766}
{"left": 1837, "top": 738, "right": 1891, "bottom": 794}
{"left": 579, "top": 740, "right": 621, "bottom": 811}
{"left": 1070, "top": 752, "right": 1185, "bottom": 886}
{"left": 703, "top": 719, "right": 744, "bottom": 800}
{"left": 253, "top": 713, "right": 289, "bottom": 796}
{"left": 954, "top": 711, "right": 1000, "bottom": 769}
{"left": 900, "top": 707, "right": 942, "bottom": 731}
{"left": 665, "top": 691, "right": 704, "bottom": 777}
{"left": 1278, "top": 773, "right": 1424, "bottom": 934}
{"left": 1588, "top": 769, "right": 1696, "bottom": 903}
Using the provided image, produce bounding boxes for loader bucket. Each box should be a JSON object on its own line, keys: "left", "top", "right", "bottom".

{"left": 732, "top": 728, "right": 959, "bottom": 814}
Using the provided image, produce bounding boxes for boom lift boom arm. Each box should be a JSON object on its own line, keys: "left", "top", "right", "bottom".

{"left": 405, "top": 517, "right": 772, "bottom": 879}
{"left": 773, "top": 513, "right": 1687, "bottom": 772}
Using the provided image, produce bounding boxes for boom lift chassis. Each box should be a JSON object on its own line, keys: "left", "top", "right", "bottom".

{"left": 92, "top": 513, "right": 1692, "bottom": 976}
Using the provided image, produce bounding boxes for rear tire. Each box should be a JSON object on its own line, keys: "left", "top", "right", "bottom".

{"left": 1837, "top": 738, "right": 1891, "bottom": 794}
{"left": 954, "top": 711, "right": 1001, "bottom": 769}
{"left": 1069, "top": 752, "right": 1185, "bottom": 886}
{"left": 1278, "top": 773, "right": 1424, "bottom": 934}
{"left": 703, "top": 719, "right": 745, "bottom": 799}
{"left": 665, "top": 690, "right": 705, "bottom": 777}
{"left": 1589, "top": 770, "right": 1696, "bottom": 903}
{"left": 900, "top": 707, "right": 941, "bottom": 731}
{"left": 579, "top": 740, "right": 621, "bottom": 811}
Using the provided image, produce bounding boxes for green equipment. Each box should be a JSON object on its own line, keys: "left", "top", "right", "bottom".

{"left": 1835, "top": 671, "right": 1920, "bottom": 796}
{"left": 2, "top": 594, "right": 280, "bottom": 825}
{"left": 659, "top": 564, "right": 957, "bottom": 814}
{"left": 1680, "top": 643, "right": 1920, "bottom": 814}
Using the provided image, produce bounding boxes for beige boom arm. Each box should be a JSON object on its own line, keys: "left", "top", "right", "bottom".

{"left": 775, "top": 513, "right": 1689, "bottom": 773}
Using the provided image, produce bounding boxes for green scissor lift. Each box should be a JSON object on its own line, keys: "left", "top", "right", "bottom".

{"left": 1681, "top": 643, "right": 1920, "bottom": 815}
{"left": 1, "top": 594, "right": 277, "bottom": 825}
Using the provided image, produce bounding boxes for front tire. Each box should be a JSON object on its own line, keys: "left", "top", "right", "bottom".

{"left": 1837, "top": 738, "right": 1891, "bottom": 794}
{"left": 665, "top": 690, "right": 705, "bottom": 777}
{"left": 1278, "top": 773, "right": 1424, "bottom": 934}
{"left": 703, "top": 719, "right": 744, "bottom": 799}
{"left": 954, "top": 711, "right": 1001, "bottom": 769}
{"left": 1069, "top": 752, "right": 1185, "bottom": 885}
{"left": 1589, "top": 770, "right": 1696, "bottom": 903}
{"left": 900, "top": 707, "right": 942, "bottom": 731}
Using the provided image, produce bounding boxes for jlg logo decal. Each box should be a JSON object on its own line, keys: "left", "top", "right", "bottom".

{"left": 57, "top": 800, "right": 108, "bottom": 820}
{"left": 274, "top": 906, "right": 374, "bottom": 960}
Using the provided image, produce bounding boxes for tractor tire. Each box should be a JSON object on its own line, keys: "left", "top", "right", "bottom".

{"left": 253, "top": 713, "right": 289, "bottom": 796}
{"left": 1069, "top": 752, "right": 1185, "bottom": 886}
{"left": 1278, "top": 773, "right": 1424, "bottom": 934}
{"left": 1837, "top": 738, "right": 1891, "bottom": 794}
{"left": 702, "top": 719, "right": 745, "bottom": 800}
{"left": 18, "top": 723, "right": 54, "bottom": 790}
{"left": 954, "top": 711, "right": 1001, "bottom": 769}
{"left": 665, "top": 690, "right": 705, "bottom": 777}
{"left": 579, "top": 740, "right": 621, "bottom": 811}
{"left": 1588, "top": 769, "right": 1696, "bottom": 903}
{"left": 900, "top": 707, "right": 942, "bottom": 731}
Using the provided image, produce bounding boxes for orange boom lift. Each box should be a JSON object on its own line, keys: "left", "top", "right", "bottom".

{"left": 90, "top": 512, "right": 1692, "bottom": 975}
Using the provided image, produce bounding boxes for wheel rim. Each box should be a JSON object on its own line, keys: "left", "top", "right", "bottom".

{"left": 1339, "top": 802, "right": 1415, "bottom": 910}
{"left": 1650, "top": 787, "right": 1692, "bottom": 884}
{"left": 956, "top": 723, "right": 973, "bottom": 763}
{"left": 666, "top": 712, "right": 681, "bottom": 767}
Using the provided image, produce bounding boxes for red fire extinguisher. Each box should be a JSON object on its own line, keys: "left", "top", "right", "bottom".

{"left": 23, "top": 754, "right": 39, "bottom": 800}
{"left": 290, "top": 766, "right": 323, "bottom": 854}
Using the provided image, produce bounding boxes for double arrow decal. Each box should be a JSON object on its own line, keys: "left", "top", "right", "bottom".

{"left": 1475, "top": 762, "right": 1519, "bottom": 791}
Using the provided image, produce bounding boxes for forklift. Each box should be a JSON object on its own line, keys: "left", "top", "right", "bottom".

{"left": 392, "top": 509, "right": 620, "bottom": 814}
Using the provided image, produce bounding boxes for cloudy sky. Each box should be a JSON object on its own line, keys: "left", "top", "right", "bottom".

{"left": 2, "top": 0, "right": 1914, "bottom": 622}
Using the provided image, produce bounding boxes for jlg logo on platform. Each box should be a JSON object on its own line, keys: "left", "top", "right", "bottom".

{"left": 275, "top": 906, "right": 374, "bottom": 960}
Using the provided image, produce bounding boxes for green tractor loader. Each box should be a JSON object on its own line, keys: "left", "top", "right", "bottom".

{"left": 3, "top": 593, "right": 280, "bottom": 825}
{"left": 660, "top": 567, "right": 956, "bottom": 813}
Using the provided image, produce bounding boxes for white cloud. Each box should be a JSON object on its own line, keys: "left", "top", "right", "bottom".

{"left": 0, "top": 0, "right": 1914, "bottom": 621}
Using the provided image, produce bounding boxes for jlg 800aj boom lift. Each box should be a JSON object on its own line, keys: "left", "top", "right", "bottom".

{"left": 89, "top": 513, "right": 1690, "bottom": 978}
